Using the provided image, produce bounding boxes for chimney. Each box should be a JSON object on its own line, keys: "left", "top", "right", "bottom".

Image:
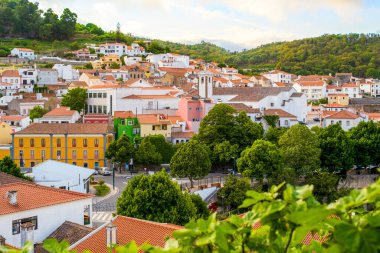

{"left": 0, "top": 235, "right": 5, "bottom": 246}
{"left": 6, "top": 191, "right": 18, "bottom": 205}
{"left": 21, "top": 222, "right": 35, "bottom": 253}
{"left": 106, "top": 222, "right": 117, "bottom": 248}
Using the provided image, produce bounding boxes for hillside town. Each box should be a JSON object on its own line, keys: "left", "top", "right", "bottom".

{"left": 1, "top": 43, "right": 380, "bottom": 252}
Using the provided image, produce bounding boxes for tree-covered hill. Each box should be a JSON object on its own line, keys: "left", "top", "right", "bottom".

{"left": 1, "top": 0, "right": 380, "bottom": 78}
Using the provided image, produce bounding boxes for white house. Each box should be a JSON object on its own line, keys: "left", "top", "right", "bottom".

{"left": 0, "top": 82, "right": 20, "bottom": 97}
{"left": 293, "top": 81, "right": 327, "bottom": 100}
{"left": 124, "top": 56, "right": 142, "bottom": 66}
{"left": 1, "top": 70, "right": 21, "bottom": 87}
{"left": 0, "top": 115, "right": 30, "bottom": 132}
{"left": 370, "top": 82, "right": 380, "bottom": 97}
{"left": 37, "top": 69, "right": 58, "bottom": 85}
{"left": 321, "top": 103, "right": 348, "bottom": 112}
{"left": 0, "top": 182, "right": 93, "bottom": 248}
{"left": 31, "top": 160, "right": 94, "bottom": 193}
{"left": 86, "top": 79, "right": 181, "bottom": 115}
{"left": 96, "top": 43, "right": 126, "bottom": 57}
{"left": 35, "top": 106, "right": 81, "bottom": 123}
{"left": 147, "top": 53, "right": 190, "bottom": 68}
{"left": 10, "top": 48, "right": 36, "bottom": 60}
{"left": 18, "top": 68, "right": 37, "bottom": 85}
{"left": 125, "top": 43, "right": 145, "bottom": 56}
{"left": 53, "top": 64, "right": 80, "bottom": 82}
{"left": 322, "top": 110, "right": 365, "bottom": 131}
{"left": 210, "top": 86, "right": 309, "bottom": 123}
{"left": 341, "top": 83, "right": 361, "bottom": 98}
{"left": 263, "top": 70, "right": 292, "bottom": 84}
{"left": 263, "top": 109, "right": 299, "bottom": 128}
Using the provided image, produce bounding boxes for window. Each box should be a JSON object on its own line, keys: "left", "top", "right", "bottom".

{"left": 12, "top": 216, "right": 38, "bottom": 235}
{"left": 128, "top": 120, "right": 134, "bottom": 126}
{"left": 83, "top": 150, "right": 88, "bottom": 159}
{"left": 270, "top": 103, "right": 274, "bottom": 107}
{"left": 30, "top": 139, "right": 34, "bottom": 147}
{"left": 41, "top": 150, "right": 45, "bottom": 159}
{"left": 331, "top": 120, "right": 334, "bottom": 124}
{"left": 72, "top": 139, "right": 76, "bottom": 147}
{"left": 57, "top": 150, "right": 61, "bottom": 160}
{"left": 148, "top": 101, "right": 153, "bottom": 109}
{"left": 93, "top": 93, "right": 97, "bottom": 98}
{"left": 30, "top": 150, "right": 34, "bottom": 159}
{"left": 346, "top": 121, "right": 350, "bottom": 126}
{"left": 88, "top": 105, "right": 93, "bottom": 113}
{"left": 103, "top": 93, "right": 107, "bottom": 98}
{"left": 132, "top": 128, "right": 140, "bottom": 135}
{"left": 56, "top": 138, "right": 62, "bottom": 148}
{"left": 94, "top": 150, "right": 99, "bottom": 160}
{"left": 41, "top": 138, "right": 45, "bottom": 147}
{"left": 94, "top": 138, "right": 99, "bottom": 147}
{"left": 98, "top": 93, "right": 102, "bottom": 98}
{"left": 284, "top": 120, "right": 289, "bottom": 126}
{"left": 98, "top": 105, "right": 102, "bottom": 114}
{"left": 72, "top": 150, "right": 77, "bottom": 159}
{"left": 83, "top": 139, "right": 88, "bottom": 147}
{"left": 89, "top": 93, "right": 93, "bottom": 98}
{"left": 19, "top": 138, "right": 23, "bottom": 147}
{"left": 162, "top": 124, "right": 167, "bottom": 130}
{"left": 103, "top": 106, "right": 107, "bottom": 114}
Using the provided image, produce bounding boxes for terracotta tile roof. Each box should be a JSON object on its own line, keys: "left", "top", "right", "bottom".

{"left": 114, "top": 111, "right": 135, "bottom": 119}
{"left": 15, "top": 123, "right": 113, "bottom": 135}
{"left": 0, "top": 115, "right": 27, "bottom": 122}
{"left": 0, "top": 183, "right": 93, "bottom": 215}
{"left": 264, "top": 109, "right": 297, "bottom": 118}
{"left": 326, "top": 85, "right": 340, "bottom": 90}
{"left": 137, "top": 114, "right": 171, "bottom": 124}
{"left": 341, "top": 83, "right": 358, "bottom": 88}
{"left": 364, "top": 112, "right": 380, "bottom": 120}
{"left": 158, "top": 67, "right": 189, "bottom": 77}
{"left": 73, "top": 216, "right": 182, "bottom": 253}
{"left": 325, "top": 110, "right": 361, "bottom": 120}
{"left": 1, "top": 70, "right": 20, "bottom": 77}
{"left": 171, "top": 132, "right": 194, "bottom": 138}
{"left": 322, "top": 111, "right": 337, "bottom": 118}
{"left": 213, "top": 87, "right": 292, "bottom": 102}
{"left": 44, "top": 107, "right": 76, "bottom": 117}
{"left": 266, "top": 70, "right": 290, "bottom": 75}
{"left": 122, "top": 94, "right": 176, "bottom": 99}
{"left": 274, "top": 82, "right": 287, "bottom": 87}
{"left": 35, "top": 221, "right": 94, "bottom": 253}
{"left": 297, "top": 81, "right": 325, "bottom": 87}
{"left": 70, "top": 81, "right": 88, "bottom": 88}
{"left": 0, "top": 172, "right": 34, "bottom": 186}
{"left": 322, "top": 103, "right": 348, "bottom": 108}
{"left": 14, "top": 48, "right": 34, "bottom": 52}
{"left": 213, "top": 77, "right": 229, "bottom": 83}
{"left": 328, "top": 93, "right": 347, "bottom": 97}
{"left": 225, "top": 103, "right": 260, "bottom": 113}
{"left": 167, "top": 116, "right": 184, "bottom": 124}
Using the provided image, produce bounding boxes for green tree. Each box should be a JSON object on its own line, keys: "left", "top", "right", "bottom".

{"left": 0, "top": 156, "right": 24, "bottom": 178}
{"left": 146, "top": 40, "right": 166, "bottom": 54}
{"left": 105, "top": 135, "right": 134, "bottom": 172}
{"left": 213, "top": 141, "right": 239, "bottom": 165}
{"left": 135, "top": 139, "right": 162, "bottom": 168}
{"left": 217, "top": 175, "right": 251, "bottom": 211}
{"left": 190, "top": 194, "right": 209, "bottom": 220}
{"left": 318, "top": 124, "right": 354, "bottom": 173}
{"left": 110, "top": 62, "right": 120, "bottom": 69}
{"left": 61, "top": 87, "right": 87, "bottom": 112}
{"left": 264, "top": 126, "right": 288, "bottom": 144}
{"left": 197, "top": 104, "right": 263, "bottom": 166}
{"left": 142, "top": 135, "right": 174, "bottom": 163}
{"left": 170, "top": 141, "right": 211, "bottom": 188}
{"left": 305, "top": 171, "right": 340, "bottom": 203}
{"left": 279, "top": 124, "right": 321, "bottom": 176}
{"left": 29, "top": 105, "right": 48, "bottom": 122}
{"left": 117, "top": 170, "right": 197, "bottom": 225}
{"left": 237, "top": 140, "right": 283, "bottom": 183}
{"left": 58, "top": 8, "right": 77, "bottom": 40}
{"left": 83, "top": 62, "right": 93, "bottom": 69}
{"left": 349, "top": 121, "right": 380, "bottom": 167}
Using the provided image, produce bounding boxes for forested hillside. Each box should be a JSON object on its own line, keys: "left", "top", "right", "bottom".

{"left": 1, "top": 0, "right": 380, "bottom": 78}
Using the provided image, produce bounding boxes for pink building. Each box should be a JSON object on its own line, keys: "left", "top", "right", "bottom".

{"left": 177, "top": 97, "right": 215, "bottom": 133}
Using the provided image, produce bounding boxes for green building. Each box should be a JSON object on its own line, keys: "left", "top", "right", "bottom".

{"left": 114, "top": 111, "right": 141, "bottom": 144}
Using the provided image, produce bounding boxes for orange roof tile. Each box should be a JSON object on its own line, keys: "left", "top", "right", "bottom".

{"left": 325, "top": 110, "right": 361, "bottom": 120}
{"left": 274, "top": 82, "right": 287, "bottom": 87}
{"left": 171, "top": 132, "right": 194, "bottom": 138}
{"left": 0, "top": 183, "right": 92, "bottom": 215}
{"left": 167, "top": 116, "right": 184, "bottom": 124}
{"left": 341, "top": 83, "right": 358, "bottom": 88}
{"left": 1, "top": 70, "right": 20, "bottom": 77}
{"left": 0, "top": 115, "right": 27, "bottom": 122}
{"left": 137, "top": 114, "right": 171, "bottom": 124}
{"left": 14, "top": 48, "right": 34, "bottom": 52}
{"left": 297, "top": 81, "right": 325, "bottom": 87}
{"left": 264, "top": 109, "right": 297, "bottom": 118}
{"left": 44, "top": 107, "right": 76, "bottom": 117}
{"left": 123, "top": 94, "right": 176, "bottom": 99}
{"left": 73, "top": 216, "right": 182, "bottom": 253}
{"left": 322, "top": 103, "right": 348, "bottom": 108}
{"left": 15, "top": 123, "right": 113, "bottom": 134}
{"left": 114, "top": 111, "right": 135, "bottom": 119}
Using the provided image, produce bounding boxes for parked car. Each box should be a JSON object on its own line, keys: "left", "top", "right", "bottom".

{"left": 103, "top": 170, "right": 111, "bottom": 176}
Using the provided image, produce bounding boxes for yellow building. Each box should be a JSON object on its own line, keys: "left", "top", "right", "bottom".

{"left": 328, "top": 93, "right": 349, "bottom": 105}
{"left": 137, "top": 114, "right": 172, "bottom": 138}
{"left": 92, "top": 54, "right": 121, "bottom": 69}
{"left": 12, "top": 123, "right": 114, "bottom": 169}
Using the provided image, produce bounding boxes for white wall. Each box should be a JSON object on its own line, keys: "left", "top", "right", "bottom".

{"left": 323, "top": 117, "right": 364, "bottom": 131}
{"left": 0, "top": 198, "right": 92, "bottom": 248}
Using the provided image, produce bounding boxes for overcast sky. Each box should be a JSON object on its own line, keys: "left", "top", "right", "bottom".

{"left": 35, "top": 0, "right": 379, "bottom": 51}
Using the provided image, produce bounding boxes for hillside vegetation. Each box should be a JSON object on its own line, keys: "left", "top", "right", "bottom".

{"left": 1, "top": 0, "right": 380, "bottom": 78}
